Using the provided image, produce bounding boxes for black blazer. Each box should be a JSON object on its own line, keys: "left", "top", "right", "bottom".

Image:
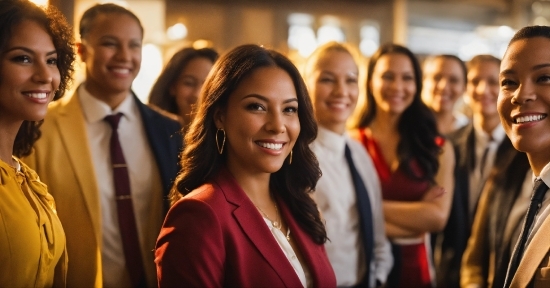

{"left": 135, "top": 94, "right": 183, "bottom": 211}
{"left": 433, "top": 123, "right": 516, "bottom": 288}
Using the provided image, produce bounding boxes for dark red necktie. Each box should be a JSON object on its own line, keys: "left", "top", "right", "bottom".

{"left": 104, "top": 113, "right": 146, "bottom": 288}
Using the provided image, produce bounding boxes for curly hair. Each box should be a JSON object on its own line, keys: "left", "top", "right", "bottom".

{"left": 356, "top": 43, "right": 441, "bottom": 183}
{"left": 148, "top": 47, "right": 218, "bottom": 116}
{"left": 170, "top": 44, "right": 327, "bottom": 244}
{"left": 0, "top": 0, "right": 75, "bottom": 157}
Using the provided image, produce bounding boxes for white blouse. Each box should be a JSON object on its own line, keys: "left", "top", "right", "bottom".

{"left": 262, "top": 218, "right": 311, "bottom": 287}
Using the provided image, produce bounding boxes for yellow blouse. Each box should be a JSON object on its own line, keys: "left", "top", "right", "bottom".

{"left": 0, "top": 157, "right": 66, "bottom": 287}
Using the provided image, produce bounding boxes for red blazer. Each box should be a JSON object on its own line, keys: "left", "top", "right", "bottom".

{"left": 155, "top": 168, "right": 336, "bottom": 287}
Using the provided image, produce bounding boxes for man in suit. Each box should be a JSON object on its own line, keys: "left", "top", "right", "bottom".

{"left": 25, "top": 4, "right": 182, "bottom": 287}
{"left": 434, "top": 55, "right": 514, "bottom": 288}
{"left": 498, "top": 25, "right": 550, "bottom": 288}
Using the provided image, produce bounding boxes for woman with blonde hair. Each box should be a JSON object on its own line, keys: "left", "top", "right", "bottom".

{"left": 305, "top": 41, "right": 393, "bottom": 287}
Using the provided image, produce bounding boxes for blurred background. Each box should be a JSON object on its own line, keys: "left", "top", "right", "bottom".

{"left": 38, "top": 0, "right": 550, "bottom": 101}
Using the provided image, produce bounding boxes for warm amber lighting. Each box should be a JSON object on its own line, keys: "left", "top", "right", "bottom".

{"left": 29, "top": 0, "right": 48, "bottom": 6}
{"left": 193, "top": 39, "right": 213, "bottom": 49}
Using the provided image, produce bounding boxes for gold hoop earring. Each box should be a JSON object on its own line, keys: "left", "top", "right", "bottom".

{"left": 216, "top": 128, "right": 226, "bottom": 154}
{"left": 288, "top": 150, "right": 293, "bottom": 165}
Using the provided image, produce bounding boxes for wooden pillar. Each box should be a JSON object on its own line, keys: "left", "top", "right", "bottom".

{"left": 393, "top": 0, "right": 408, "bottom": 45}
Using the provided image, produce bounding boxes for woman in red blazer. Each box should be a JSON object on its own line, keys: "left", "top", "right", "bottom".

{"left": 155, "top": 44, "right": 336, "bottom": 287}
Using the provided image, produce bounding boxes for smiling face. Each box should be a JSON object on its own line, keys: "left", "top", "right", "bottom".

{"left": 170, "top": 57, "right": 214, "bottom": 125}
{"left": 308, "top": 50, "right": 358, "bottom": 134}
{"left": 422, "top": 57, "right": 465, "bottom": 114}
{"left": 499, "top": 36, "right": 550, "bottom": 173}
{"left": 79, "top": 12, "right": 142, "bottom": 105}
{"left": 467, "top": 60, "right": 500, "bottom": 120}
{"left": 370, "top": 52, "right": 416, "bottom": 116}
{"left": 0, "top": 20, "right": 59, "bottom": 124}
{"left": 215, "top": 66, "right": 300, "bottom": 176}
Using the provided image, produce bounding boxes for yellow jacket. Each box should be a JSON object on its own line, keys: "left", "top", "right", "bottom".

{"left": 0, "top": 157, "right": 67, "bottom": 287}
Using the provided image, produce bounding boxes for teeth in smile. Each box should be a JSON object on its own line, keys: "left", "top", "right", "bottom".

{"left": 112, "top": 68, "right": 129, "bottom": 74}
{"left": 258, "top": 142, "right": 283, "bottom": 150}
{"left": 26, "top": 93, "right": 47, "bottom": 99}
{"left": 516, "top": 115, "right": 546, "bottom": 124}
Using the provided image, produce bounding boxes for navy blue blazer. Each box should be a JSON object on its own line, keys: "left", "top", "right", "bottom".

{"left": 135, "top": 94, "right": 183, "bottom": 210}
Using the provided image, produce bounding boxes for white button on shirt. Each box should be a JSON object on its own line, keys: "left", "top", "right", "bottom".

{"left": 311, "top": 127, "right": 393, "bottom": 287}
{"left": 78, "top": 86, "right": 163, "bottom": 287}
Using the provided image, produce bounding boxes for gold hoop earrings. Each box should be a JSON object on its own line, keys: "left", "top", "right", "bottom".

{"left": 288, "top": 150, "right": 293, "bottom": 165}
{"left": 216, "top": 128, "right": 226, "bottom": 154}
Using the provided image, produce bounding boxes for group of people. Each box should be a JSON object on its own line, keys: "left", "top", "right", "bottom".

{"left": 3, "top": 0, "right": 550, "bottom": 287}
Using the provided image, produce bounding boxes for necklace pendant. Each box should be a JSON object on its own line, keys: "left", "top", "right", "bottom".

{"left": 273, "top": 221, "right": 280, "bottom": 228}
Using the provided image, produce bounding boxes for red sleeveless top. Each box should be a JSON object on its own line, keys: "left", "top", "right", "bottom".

{"left": 357, "top": 128, "right": 434, "bottom": 201}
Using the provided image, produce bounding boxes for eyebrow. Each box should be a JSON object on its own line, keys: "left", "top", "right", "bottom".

{"left": 243, "top": 94, "right": 298, "bottom": 104}
{"left": 5, "top": 46, "right": 57, "bottom": 56}
{"left": 100, "top": 35, "right": 142, "bottom": 43}
{"left": 501, "top": 63, "right": 550, "bottom": 76}
{"left": 320, "top": 70, "right": 358, "bottom": 77}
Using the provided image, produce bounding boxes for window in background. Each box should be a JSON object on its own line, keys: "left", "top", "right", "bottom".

{"left": 133, "top": 43, "right": 163, "bottom": 103}
{"left": 288, "top": 13, "right": 317, "bottom": 58}
{"left": 408, "top": 25, "right": 515, "bottom": 60}
{"left": 359, "top": 22, "right": 380, "bottom": 57}
{"left": 317, "top": 16, "right": 345, "bottom": 45}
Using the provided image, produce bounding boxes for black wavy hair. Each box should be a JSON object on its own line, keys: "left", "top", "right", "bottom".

{"left": 357, "top": 43, "right": 441, "bottom": 182}
{"left": 170, "top": 44, "right": 327, "bottom": 244}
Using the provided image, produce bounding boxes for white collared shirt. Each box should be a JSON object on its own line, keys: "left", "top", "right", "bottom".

{"left": 524, "top": 163, "right": 550, "bottom": 248}
{"left": 311, "top": 126, "right": 393, "bottom": 287}
{"left": 78, "top": 85, "right": 163, "bottom": 287}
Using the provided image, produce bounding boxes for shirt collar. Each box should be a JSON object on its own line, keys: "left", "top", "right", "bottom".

{"left": 78, "top": 84, "right": 136, "bottom": 124}
{"left": 316, "top": 126, "right": 348, "bottom": 155}
{"left": 536, "top": 162, "right": 550, "bottom": 186}
{"left": 473, "top": 122, "right": 506, "bottom": 144}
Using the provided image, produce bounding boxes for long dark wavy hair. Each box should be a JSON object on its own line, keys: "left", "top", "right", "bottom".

{"left": 170, "top": 44, "right": 327, "bottom": 244}
{"left": 148, "top": 47, "right": 218, "bottom": 116}
{"left": 0, "top": 0, "right": 75, "bottom": 157}
{"left": 356, "top": 43, "right": 441, "bottom": 182}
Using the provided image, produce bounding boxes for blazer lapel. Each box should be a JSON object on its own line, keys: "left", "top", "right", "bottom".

{"left": 214, "top": 169, "right": 302, "bottom": 287}
{"left": 511, "top": 213, "right": 550, "bottom": 287}
{"left": 55, "top": 92, "right": 101, "bottom": 243}
{"left": 279, "top": 201, "right": 330, "bottom": 287}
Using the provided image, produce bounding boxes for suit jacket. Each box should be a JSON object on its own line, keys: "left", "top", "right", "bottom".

{"left": 155, "top": 167, "right": 337, "bottom": 287}
{"left": 461, "top": 150, "right": 530, "bottom": 288}
{"left": 433, "top": 123, "right": 516, "bottom": 288}
{"left": 24, "top": 90, "right": 182, "bottom": 287}
{"left": 509, "top": 211, "right": 550, "bottom": 288}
